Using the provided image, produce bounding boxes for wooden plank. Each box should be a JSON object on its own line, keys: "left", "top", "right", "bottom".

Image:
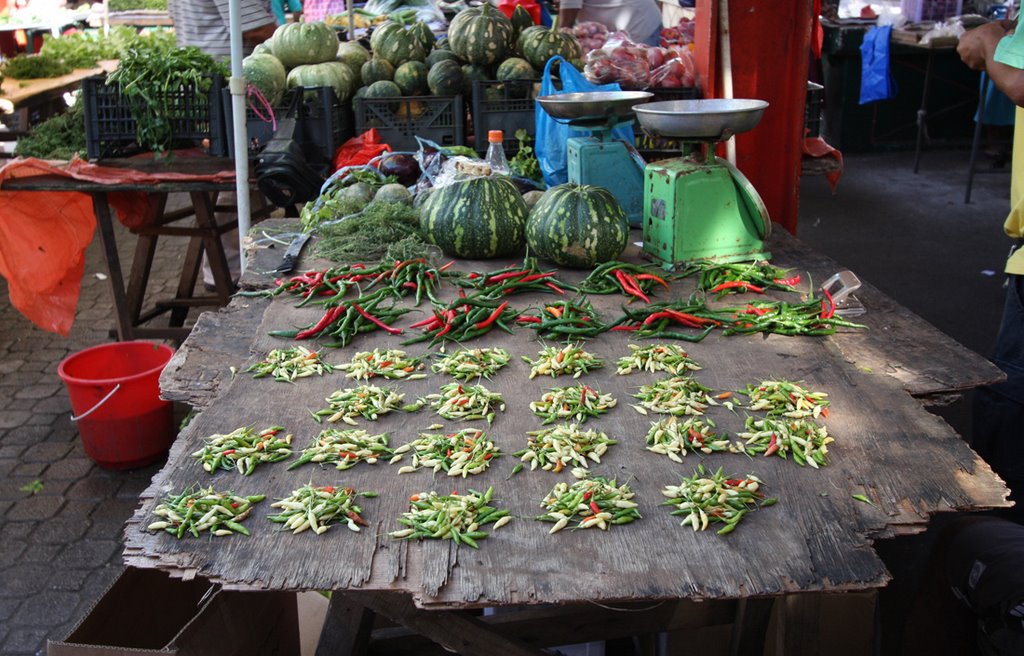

{"left": 0, "top": 64, "right": 111, "bottom": 108}
{"left": 316, "top": 595, "right": 375, "bottom": 656}
{"left": 126, "top": 244, "right": 1009, "bottom": 607}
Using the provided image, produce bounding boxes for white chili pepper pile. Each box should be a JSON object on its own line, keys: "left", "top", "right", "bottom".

{"left": 632, "top": 376, "right": 719, "bottom": 416}
{"left": 529, "top": 384, "right": 617, "bottom": 425}
{"left": 312, "top": 385, "right": 407, "bottom": 424}
{"left": 289, "top": 428, "right": 392, "bottom": 471}
{"left": 512, "top": 423, "right": 617, "bottom": 474}
{"left": 244, "top": 346, "right": 333, "bottom": 382}
{"left": 432, "top": 347, "right": 511, "bottom": 380}
{"left": 338, "top": 348, "right": 426, "bottom": 381}
{"left": 522, "top": 343, "right": 604, "bottom": 379}
{"left": 268, "top": 484, "right": 376, "bottom": 535}
{"left": 409, "top": 382, "right": 506, "bottom": 424}
{"left": 644, "top": 416, "right": 731, "bottom": 461}
{"left": 615, "top": 344, "right": 702, "bottom": 376}
{"left": 744, "top": 380, "right": 830, "bottom": 418}
{"left": 391, "top": 428, "right": 500, "bottom": 477}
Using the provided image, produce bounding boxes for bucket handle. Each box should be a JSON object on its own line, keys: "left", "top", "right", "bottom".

{"left": 70, "top": 384, "right": 121, "bottom": 423}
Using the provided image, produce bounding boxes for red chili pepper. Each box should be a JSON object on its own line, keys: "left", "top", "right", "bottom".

{"left": 642, "top": 311, "right": 671, "bottom": 326}
{"left": 296, "top": 305, "right": 344, "bottom": 339}
{"left": 467, "top": 272, "right": 480, "bottom": 280}
{"left": 582, "top": 491, "right": 593, "bottom": 501}
{"left": 517, "top": 272, "right": 557, "bottom": 284}
{"left": 516, "top": 316, "right": 542, "bottom": 324}
{"left": 664, "top": 309, "right": 720, "bottom": 327}
{"left": 483, "top": 453, "right": 492, "bottom": 460}
{"left": 687, "top": 427, "right": 704, "bottom": 445}
{"left": 222, "top": 449, "right": 236, "bottom": 455}
{"left": 352, "top": 303, "right": 403, "bottom": 335}
{"left": 436, "top": 310, "right": 457, "bottom": 337}
{"left": 322, "top": 486, "right": 336, "bottom": 494}
{"left": 709, "top": 280, "right": 764, "bottom": 294}
{"left": 410, "top": 315, "right": 442, "bottom": 329}
{"left": 774, "top": 275, "right": 802, "bottom": 287}
{"left": 821, "top": 408, "right": 829, "bottom": 418}
{"left": 724, "top": 479, "right": 744, "bottom": 487}
{"left": 347, "top": 510, "right": 369, "bottom": 527}
{"left": 744, "top": 304, "right": 770, "bottom": 316}
{"left": 474, "top": 301, "right": 509, "bottom": 329}
{"left": 402, "top": 282, "right": 418, "bottom": 290}
{"left": 589, "top": 501, "right": 601, "bottom": 515}
{"left": 610, "top": 325, "right": 639, "bottom": 331}
{"left": 544, "top": 281, "right": 566, "bottom": 295}
{"left": 634, "top": 272, "right": 670, "bottom": 290}
{"left": 580, "top": 385, "right": 590, "bottom": 404}
{"left": 614, "top": 269, "right": 651, "bottom": 302}
{"left": 438, "top": 261, "right": 456, "bottom": 272}
{"left": 485, "top": 270, "right": 529, "bottom": 285}
{"left": 765, "top": 434, "right": 779, "bottom": 457}
{"left": 822, "top": 288, "right": 836, "bottom": 319}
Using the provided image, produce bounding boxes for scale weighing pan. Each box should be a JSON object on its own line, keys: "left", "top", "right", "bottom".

{"left": 632, "top": 98, "right": 769, "bottom": 139}
{"left": 537, "top": 91, "right": 654, "bottom": 123}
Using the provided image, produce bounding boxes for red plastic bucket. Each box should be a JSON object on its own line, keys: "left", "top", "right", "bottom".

{"left": 58, "top": 341, "right": 176, "bottom": 470}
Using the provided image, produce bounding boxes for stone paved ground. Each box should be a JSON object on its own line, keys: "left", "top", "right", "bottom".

{"left": 0, "top": 207, "right": 192, "bottom": 656}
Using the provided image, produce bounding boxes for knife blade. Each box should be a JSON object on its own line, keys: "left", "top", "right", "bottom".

{"left": 273, "top": 232, "right": 311, "bottom": 274}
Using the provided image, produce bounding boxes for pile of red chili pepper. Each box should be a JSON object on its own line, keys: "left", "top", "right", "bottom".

{"left": 458, "top": 257, "right": 575, "bottom": 296}
{"left": 611, "top": 301, "right": 722, "bottom": 342}
{"left": 258, "top": 259, "right": 451, "bottom": 307}
{"left": 579, "top": 261, "right": 671, "bottom": 303}
{"left": 268, "top": 288, "right": 413, "bottom": 346}
{"left": 692, "top": 262, "right": 803, "bottom": 297}
{"left": 516, "top": 298, "right": 608, "bottom": 341}
{"left": 402, "top": 293, "right": 520, "bottom": 345}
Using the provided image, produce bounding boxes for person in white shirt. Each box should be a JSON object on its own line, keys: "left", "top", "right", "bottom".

{"left": 558, "top": 0, "right": 662, "bottom": 46}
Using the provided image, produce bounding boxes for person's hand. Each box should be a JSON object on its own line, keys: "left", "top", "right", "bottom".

{"left": 958, "top": 21, "right": 1010, "bottom": 70}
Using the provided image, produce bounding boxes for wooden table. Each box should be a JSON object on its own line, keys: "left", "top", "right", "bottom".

{"left": 125, "top": 225, "right": 1009, "bottom": 654}
{"left": 1, "top": 157, "right": 245, "bottom": 341}
{"left": 0, "top": 63, "right": 115, "bottom": 134}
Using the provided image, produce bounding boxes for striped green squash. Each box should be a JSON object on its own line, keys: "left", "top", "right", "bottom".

{"left": 411, "top": 21, "right": 435, "bottom": 53}
{"left": 394, "top": 61, "right": 428, "bottom": 95}
{"left": 510, "top": 4, "right": 534, "bottom": 41}
{"left": 271, "top": 21, "right": 338, "bottom": 68}
{"left": 425, "top": 48, "right": 459, "bottom": 68}
{"left": 370, "top": 21, "right": 426, "bottom": 66}
{"left": 448, "top": 4, "right": 513, "bottom": 66}
{"left": 361, "top": 57, "right": 395, "bottom": 84}
{"left": 420, "top": 176, "right": 527, "bottom": 259}
{"left": 516, "top": 25, "right": 581, "bottom": 71}
{"left": 427, "top": 59, "right": 463, "bottom": 96}
{"left": 525, "top": 183, "right": 628, "bottom": 268}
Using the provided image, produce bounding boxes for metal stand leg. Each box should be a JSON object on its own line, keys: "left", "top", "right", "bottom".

{"left": 966, "top": 73, "right": 990, "bottom": 204}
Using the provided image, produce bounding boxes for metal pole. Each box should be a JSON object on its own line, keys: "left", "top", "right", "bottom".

{"left": 227, "top": 0, "right": 252, "bottom": 273}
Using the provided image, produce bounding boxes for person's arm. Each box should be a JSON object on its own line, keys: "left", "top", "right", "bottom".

{"left": 559, "top": 6, "right": 580, "bottom": 29}
{"left": 959, "top": 20, "right": 1024, "bottom": 106}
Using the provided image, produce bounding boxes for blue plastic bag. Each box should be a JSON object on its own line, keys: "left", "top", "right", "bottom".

{"left": 859, "top": 25, "right": 897, "bottom": 105}
{"left": 535, "top": 56, "right": 635, "bottom": 186}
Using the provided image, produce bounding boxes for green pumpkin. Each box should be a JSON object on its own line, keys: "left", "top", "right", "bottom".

{"left": 361, "top": 57, "right": 395, "bottom": 85}
{"left": 410, "top": 21, "right": 435, "bottom": 54}
{"left": 394, "top": 61, "right": 428, "bottom": 96}
{"left": 425, "top": 48, "right": 460, "bottom": 68}
{"left": 364, "top": 80, "right": 402, "bottom": 98}
{"left": 510, "top": 5, "right": 534, "bottom": 41}
{"left": 337, "top": 41, "right": 371, "bottom": 72}
{"left": 427, "top": 59, "right": 463, "bottom": 96}
{"left": 252, "top": 40, "right": 274, "bottom": 57}
{"left": 525, "top": 183, "right": 629, "bottom": 268}
{"left": 435, "top": 35, "right": 450, "bottom": 49}
{"left": 286, "top": 61, "right": 356, "bottom": 102}
{"left": 448, "top": 4, "right": 513, "bottom": 66}
{"left": 420, "top": 176, "right": 527, "bottom": 259}
{"left": 516, "top": 25, "right": 581, "bottom": 71}
{"left": 370, "top": 21, "right": 426, "bottom": 66}
{"left": 461, "top": 63, "right": 490, "bottom": 97}
{"left": 272, "top": 21, "right": 339, "bottom": 68}
{"left": 242, "top": 53, "right": 287, "bottom": 106}
{"left": 496, "top": 57, "right": 536, "bottom": 81}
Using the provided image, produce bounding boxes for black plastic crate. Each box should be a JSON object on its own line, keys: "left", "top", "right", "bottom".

{"left": 353, "top": 95, "right": 464, "bottom": 152}
{"left": 805, "top": 81, "right": 823, "bottom": 138}
{"left": 221, "top": 86, "right": 353, "bottom": 171}
{"left": 82, "top": 74, "right": 225, "bottom": 160}
{"left": 471, "top": 79, "right": 540, "bottom": 156}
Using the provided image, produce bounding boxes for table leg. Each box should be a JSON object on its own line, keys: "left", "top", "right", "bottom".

{"left": 912, "top": 50, "right": 934, "bottom": 174}
{"left": 728, "top": 597, "right": 774, "bottom": 656}
{"left": 965, "top": 74, "right": 989, "bottom": 204}
{"left": 91, "top": 192, "right": 134, "bottom": 341}
{"left": 316, "top": 594, "right": 375, "bottom": 656}
{"left": 125, "top": 194, "right": 167, "bottom": 327}
{"left": 190, "top": 190, "right": 234, "bottom": 303}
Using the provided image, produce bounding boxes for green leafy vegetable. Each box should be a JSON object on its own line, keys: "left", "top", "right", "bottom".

{"left": 39, "top": 26, "right": 145, "bottom": 69}
{"left": 315, "top": 201, "right": 432, "bottom": 263}
{"left": 509, "top": 128, "right": 542, "bottom": 183}
{"left": 1, "top": 54, "right": 72, "bottom": 79}
{"left": 14, "top": 99, "right": 87, "bottom": 160}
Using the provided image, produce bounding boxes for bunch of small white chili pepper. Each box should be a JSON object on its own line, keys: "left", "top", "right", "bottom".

{"left": 311, "top": 385, "right": 408, "bottom": 424}
{"left": 632, "top": 377, "right": 719, "bottom": 416}
{"left": 244, "top": 347, "right": 333, "bottom": 382}
{"left": 147, "top": 486, "right": 264, "bottom": 538}
{"left": 407, "top": 382, "right": 505, "bottom": 424}
{"left": 661, "top": 465, "right": 776, "bottom": 535}
{"left": 743, "top": 380, "right": 829, "bottom": 418}
{"left": 431, "top": 347, "right": 511, "bottom": 380}
{"left": 389, "top": 487, "right": 512, "bottom": 548}
{"left": 733, "top": 416, "right": 833, "bottom": 468}
{"left": 530, "top": 384, "right": 617, "bottom": 425}
{"left": 338, "top": 348, "right": 426, "bottom": 381}
{"left": 268, "top": 484, "right": 377, "bottom": 535}
{"left": 615, "top": 344, "right": 702, "bottom": 376}
{"left": 391, "top": 428, "right": 500, "bottom": 477}
{"left": 510, "top": 424, "right": 616, "bottom": 476}
{"left": 537, "top": 475, "right": 640, "bottom": 533}
{"left": 288, "top": 429, "right": 392, "bottom": 471}
{"left": 191, "top": 426, "right": 292, "bottom": 476}
{"left": 644, "top": 416, "right": 731, "bottom": 461}
{"left": 521, "top": 343, "right": 604, "bottom": 379}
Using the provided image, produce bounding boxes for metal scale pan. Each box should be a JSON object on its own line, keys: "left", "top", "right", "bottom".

{"left": 536, "top": 91, "right": 654, "bottom": 126}
{"left": 631, "top": 98, "right": 769, "bottom": 140}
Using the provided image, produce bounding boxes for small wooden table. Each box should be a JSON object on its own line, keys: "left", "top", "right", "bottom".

{"left": 0, "top": 63, "right": 117, "bottom": 135}
{"left": 127, "top": 225, "right": 1009, "bottom": 654}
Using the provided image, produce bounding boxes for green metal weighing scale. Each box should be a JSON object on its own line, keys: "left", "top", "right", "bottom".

{"left": 632, "top": 99, "right": 773, "bottom": 267}
{"left": 536, "top": 91, "right": 653, "bottom": 227}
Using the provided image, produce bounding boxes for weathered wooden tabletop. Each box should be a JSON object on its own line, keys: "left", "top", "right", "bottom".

{"left": 125, "top": 224, "right": 1008, "bottom": 608}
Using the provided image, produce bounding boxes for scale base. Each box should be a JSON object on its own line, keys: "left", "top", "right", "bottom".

{"left": 567, "top": 136, "right": 645, "bottom": 228}
{"left": 642, "top": 157, "right": 770, "bottom": 267}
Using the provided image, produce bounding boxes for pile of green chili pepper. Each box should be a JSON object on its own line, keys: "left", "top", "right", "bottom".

{"left": 289, "top": 428, "right": 392, "bottom": 470}
{"left": 744, "top": 380, "right": 830, "bottom": 418}
{"left": 632, "top": 377, "right": 719, "bottom": 416}
{"left": 392, "top": 428, "right": 500, "bottom": 477}
{"left": 661, "top": 465, "right": 775, "bottom": 535}
{"left": 530, "top": 384, "right": 617, "bottom": 425}
{"left": 268, "top": 484, "right": 376, "bottom": 535}
{"left": 407, "top": 382, "right": 505, "bottom": 424}
{"left": 269, "top": 289, "right": 413, "bottom": 346}
{"left": 522, "top": 344, "right": 604, "bottom": 379}
{"left": 511, "top": 423, "right": 616, "bottom": 475}
{"left": 431, "top": 347, "right": 511, "bottom": 380}
{"left": 537, "top": 475, "right": 641, "bottom": 533}
{"left": 191, "top": 426, "right": 293, "bottom": 476}
{"left": 515, "top": 298, "right": 608, "bottom": 341}
{"left": 612, "top": 301, "right": 722, "bottom": 342}
{"left": 721, "top": 297, "right": 866, "bottom": 337}
{"left": 337, "top": 348, "right": 426, "bottom": 381}
{"left": 389, "top": 487, "right": 511, "bottom": 548}
{"left": 311, "top": 385, "right": 408, "bottom": 424}
{"left": 733, "top": 416, "right": 834, "bottom": 468}
{"left": 403, "top": 294, "right": 520, "bottom": 345}
{"left": 693, "top": 262, "right": 802, "bottom": 296}
{"left": 579, "top": 261, "right": 671, "bottom": 303}
{"left": 615, "top": 344, "right": 702, "bottom": 376}
{"left": 148, "top": 486, "right": 264, "bottom": 538}
{"left": 244, "top": 346, "right": 333, "bottom": 382}
{"left": 645, "top": 416, "right": 730, "bottom": 461}
{"left": 459, "top": 257, "right": 574, "bottom": 296}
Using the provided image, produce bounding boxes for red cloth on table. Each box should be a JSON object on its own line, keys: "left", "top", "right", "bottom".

{"left": 0, "top": 156, "right": 235, "bottom": 336}
{"left": 802, "top": 136, "right": 844, "bottom": 193}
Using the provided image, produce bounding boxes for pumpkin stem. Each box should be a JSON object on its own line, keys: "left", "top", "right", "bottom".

{"left": 552, "top": 15, "right": 559, "bottom": 31}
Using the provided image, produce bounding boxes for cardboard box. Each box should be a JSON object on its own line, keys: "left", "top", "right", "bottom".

{"left": 48, "top": 568, "right": 300, "bottom": 656}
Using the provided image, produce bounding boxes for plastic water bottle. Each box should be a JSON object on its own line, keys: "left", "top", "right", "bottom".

{"left": 486, "top": 130, "right": 509, "bottom": 176}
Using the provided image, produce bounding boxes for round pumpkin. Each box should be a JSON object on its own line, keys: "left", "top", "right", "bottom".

{"left": 496, "top": 57, "right": 536, "bottom": 81}
{"left": 272, "top": 21, "right": 339, "bottom": 68}
{"left": 243, "top": 53, "right": 287, "bottom": 106}
{"left": 370, "top": 21, "right": 426, "bottom": 66}
{"left": 337, "top": 41, "right": 371, "bottom": 71}
{"left": 427, "top": 59, "right": 463, "bottom": 96}
{"left": 510, "top": 4, "right": 534, "bottom": 40}
{"left": 448, "top": 4, "right": 513, "bottom": 66}
{"left": 525, "top": 183, "right": 629, "bottom": 268}
{"left": 516, "top": 25, "right": 581, "bottom": 71}
{"left": 252, "top": 40, "right": 274, "bottom": 57}
{"left": 411, "top": 21, "right": 435, "bottom": 53}
{"left": 420, "top": 176, "right": 527, "bottom": 259}
{"left": 461, "top": 63, "right": 490, "bottom": 97}
{"left": 394, "top": 61, "right": 428, "bottom": 95}
{"left": 361, "top": 57, "right": 395, "bottom": 84}
{"left": 425, "top": 48, "right": 460, "bottom": 68}
{"left": 286, "top": 61, "right": 356, "bottom": 103}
